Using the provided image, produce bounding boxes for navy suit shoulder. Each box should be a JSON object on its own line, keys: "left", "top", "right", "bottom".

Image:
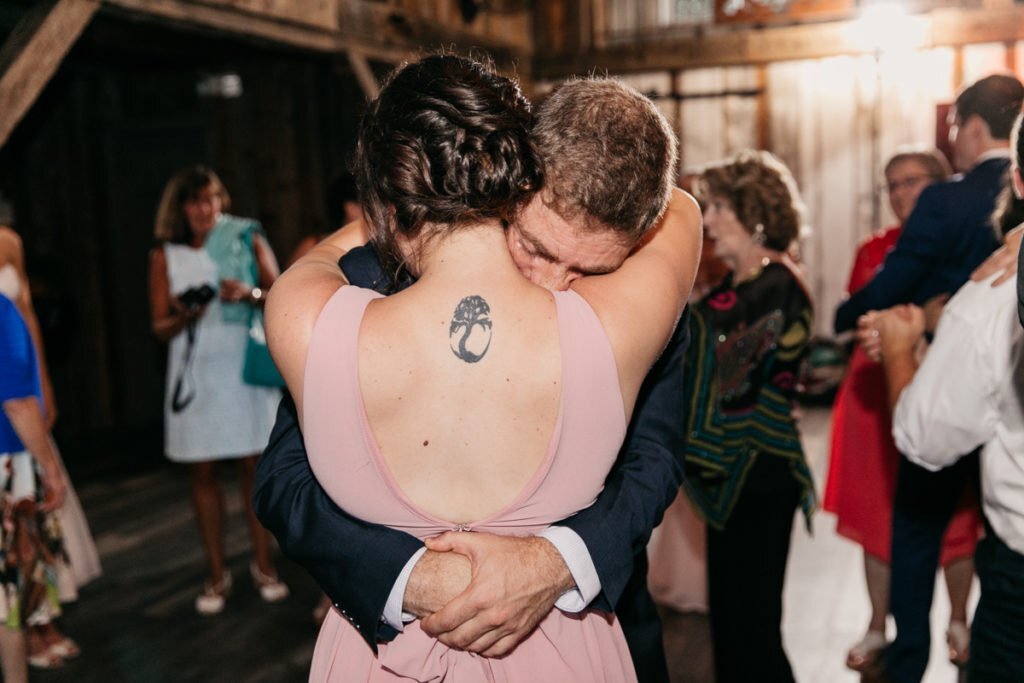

{"left": 834, "top": 158, "right": 1006, "bottom": 332}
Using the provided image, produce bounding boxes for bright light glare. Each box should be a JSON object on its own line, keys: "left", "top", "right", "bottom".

{"left": 848, "top": 2, "right": 928, "bottom": 54}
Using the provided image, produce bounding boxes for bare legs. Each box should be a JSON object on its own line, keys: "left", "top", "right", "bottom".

{"left": 863, "top": 553, "right": 973, "bottom": 631}
{"left": 944, "top": 556, "right": 974, "bottom": 665}
{"left": 851, "top": 552, "right": 975, "bottom": 670}
{"left": 847, "top": 553, "right": 891, "bottom": 670}
{"left": 944, "top": 556, "right": 974, "bottom": 625}
{"left": 865, "top": 554, "right": 890, "bottom": 633}
{"left": 190, "top": 461, "right": 227, "bottom": 585}
{"left": 189, "top": 455, "right": 280, "bottom": 593}
{"left": 0, "top": 628, "right": 27, "bottom": 683}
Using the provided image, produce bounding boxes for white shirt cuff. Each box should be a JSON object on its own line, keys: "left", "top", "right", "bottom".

{"left": 538, "top": 526, "right": 601, "bottom": 613}
{"left": 382, "top": 546, "right": 428, "bottom": 631}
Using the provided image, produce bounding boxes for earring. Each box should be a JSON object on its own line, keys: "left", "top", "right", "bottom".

{"left": 752, "top": 223, "right": 767, "bottom": 246}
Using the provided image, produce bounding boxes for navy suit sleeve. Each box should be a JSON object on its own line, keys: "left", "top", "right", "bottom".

{"left": 254, "top": 394, "right": 422, "bottom": 650}
{"left": 558, "top": 312, "right": 689, "bottom": 611}
{"left": 834, "top": 186, "right": 948, "bottom": 333}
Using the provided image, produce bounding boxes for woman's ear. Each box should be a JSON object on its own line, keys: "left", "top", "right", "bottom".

{"left": 1012, "top": 166, "right": 1024, "bottom": 200}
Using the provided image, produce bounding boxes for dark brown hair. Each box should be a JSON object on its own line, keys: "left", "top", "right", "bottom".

{"left": 153, "top": 165, "right": 231, "bottom": 244}
{"left": 953, "top": 74, "right": 1024, "bottom": 139}
{"left": 532, "top": 78, "right": 678, "bottom": 242}
{"left": 695, "top": 150, "right": 805, "bottom": 252}
{"left": 355, "top": 54, "right": 541, "bottom": 278}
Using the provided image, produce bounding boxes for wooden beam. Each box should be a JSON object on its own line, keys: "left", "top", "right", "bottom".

{"left": 0, "top": 0, "right": 99, "bottom": 150}
{"left": 756, "top": 63, "right": 769, "bottom": 150}
{"left": 101, "top": 0, "right": 411, "bottom": 64}
{"left": 931, "top": 6, "right": 1024, "bottom": 47}
{"left": 99, "top": 0, "right": 523, "bottom": 71}
{"left": 102, "top": 0, "right": 342, "bottom": 53}
{"left": 534, "top": 5, "right": 1024, "bottom": 78}
{"left": 346, "top": 49, "right": 379, "bottom": 100}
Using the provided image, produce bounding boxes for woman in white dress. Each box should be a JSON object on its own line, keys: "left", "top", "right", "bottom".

{"left": 148, "top": 166, "right": 287, "bottom": 615}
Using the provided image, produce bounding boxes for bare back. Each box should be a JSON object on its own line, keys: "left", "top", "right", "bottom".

{"left": 337, "top": 275, "right": 564, "bottom": 524}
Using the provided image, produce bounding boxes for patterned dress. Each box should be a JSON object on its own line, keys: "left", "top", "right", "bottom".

{"left": 681, "top": 260, "right": 816, "bottom": 683}
{"left": 0, "top": 295, "right": 67, "bottom": 628}
{"left": 682, "top": 261, "right": 816, "bottom": 529}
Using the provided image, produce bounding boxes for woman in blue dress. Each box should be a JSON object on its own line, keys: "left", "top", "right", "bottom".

{"left": 0, "top": 294, "right": 67, "bottom": 680}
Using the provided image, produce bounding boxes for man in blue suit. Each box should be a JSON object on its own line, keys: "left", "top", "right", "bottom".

{"left": 253, "top": 78, "right": 693, "bottom": 683}
{"left": 835, "top": 74, "right": 1024, "bottom": 683}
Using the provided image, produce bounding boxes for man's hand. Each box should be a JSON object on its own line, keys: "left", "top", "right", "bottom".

{"left": 971, "top": 225, "right": 1023, "bottom": 286}
{"left": 876, "top": 304, "right": 926, "bottom": 360}
{"left": 419, "top": 533, "right": 575, "bottom": 657}
{"left": 403, "top": 550, "right": 472, "bottom": 618}
{"left": 856, "top": 311, "right": 883, "bottom": 361}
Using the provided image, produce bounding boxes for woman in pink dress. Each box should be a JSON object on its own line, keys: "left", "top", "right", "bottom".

{"left": 823, "top": 149, "right": 980, "bottom": 670}
{"left": 266, "top": 55, "right": 701, "bottom": 681}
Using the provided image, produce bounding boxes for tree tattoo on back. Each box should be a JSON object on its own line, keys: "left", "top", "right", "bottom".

{"left": 449, "top": 295, "right": 493, "bottom": 363}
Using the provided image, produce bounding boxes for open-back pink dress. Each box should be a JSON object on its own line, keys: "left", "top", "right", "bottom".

{"left": 303, "top": 286, "right": 637, "bottom": 682}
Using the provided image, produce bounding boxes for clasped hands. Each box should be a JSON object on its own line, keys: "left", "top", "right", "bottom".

{"left": 402, "top": 532, "right": 576, "bottom": 657}
{"left": 856, "top": 225, "right": 1022, "bottom": 362}
{"left": 856, "top": 305, "right": 927, "bottom": 363}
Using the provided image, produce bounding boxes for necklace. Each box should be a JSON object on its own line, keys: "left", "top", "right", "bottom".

{"left": 737, "top": 255, "right": 777, "bottom": 283}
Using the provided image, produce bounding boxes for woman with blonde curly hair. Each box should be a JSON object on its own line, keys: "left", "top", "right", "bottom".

{"left": 683, "top": 150, "right": 815, "bottom": 683}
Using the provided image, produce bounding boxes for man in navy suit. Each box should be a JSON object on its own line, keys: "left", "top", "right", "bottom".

{"left": 835, "top": 74, "right": 1024, "bottom": 683}
{"left": 254, "top": 78, "right": 692, "bottom": 683}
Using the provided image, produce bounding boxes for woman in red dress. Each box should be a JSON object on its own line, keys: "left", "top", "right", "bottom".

{"left": 824, "top": 149, "right": 980, "bottom": 671}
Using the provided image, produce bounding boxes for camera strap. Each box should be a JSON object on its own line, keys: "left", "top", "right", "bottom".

{"left": 171, "top": 320, "right": 199, "bottom": 413}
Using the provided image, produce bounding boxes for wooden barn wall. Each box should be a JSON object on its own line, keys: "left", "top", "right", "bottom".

{"left": 0, "top": 30, "right": 366, "bottom": 449}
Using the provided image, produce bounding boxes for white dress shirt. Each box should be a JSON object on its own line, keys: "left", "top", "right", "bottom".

{"left": 893, "top": 275, "right": 1024, "bottom": 556}
{"left": 383, "top": 527, "right": 601, "bottom": 630}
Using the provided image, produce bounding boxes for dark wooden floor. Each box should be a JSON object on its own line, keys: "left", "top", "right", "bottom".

{"left": 35, "top": 464, "right": 322, "bottom": 683}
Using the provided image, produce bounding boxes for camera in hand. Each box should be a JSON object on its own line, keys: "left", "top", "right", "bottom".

{"left": 178, "top": 284, "right": 216, "bottom": 311}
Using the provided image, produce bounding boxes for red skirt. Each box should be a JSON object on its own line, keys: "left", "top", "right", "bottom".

{"left": 823, "top": 345, "right": 979, "bottom": 564}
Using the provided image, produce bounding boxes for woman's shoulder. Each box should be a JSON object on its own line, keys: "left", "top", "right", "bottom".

{"left": 757, "top": 261, "right": 813, "bottom": 308}
{"left": 0, "top": 227, "right": 23, "bottom": 267}
{"left": 0, "top": 225, "right": 21, "bottom": 251}
{"left": 858, "top": 225, "right": 901, "bottom": 252}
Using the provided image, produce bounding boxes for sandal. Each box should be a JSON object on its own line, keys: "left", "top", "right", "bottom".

{"left": 250, "top": 561, "right": 289, "bottom": 603}
{"left": 48, "top": 636, "right": 81, "bottom": 659}
{"left": 947, "top": 620, "right": 970, "bottom": 668}
{"left": 28, "top": 649, "right": 64, "bottom": 669}
{"left": 846, "top": 629, "right": 887, "bottom": 672}
{"left": 195, "top": 571, "right": 232, "bottom": 616}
